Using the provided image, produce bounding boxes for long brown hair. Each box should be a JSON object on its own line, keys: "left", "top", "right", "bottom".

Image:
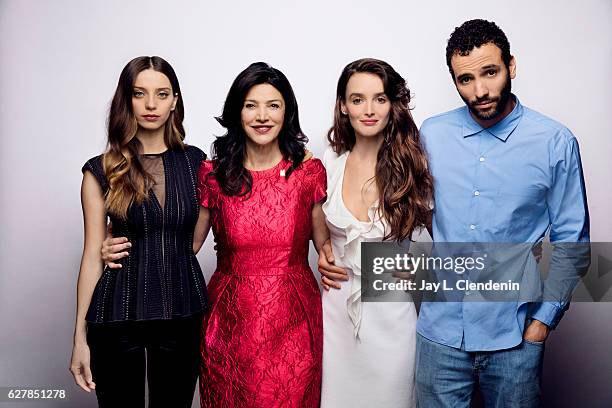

{"left": 103, "top": 56, "right": 185, "bottom": 219}
{"left": 327, "top": 58, "right": 433, "bottom": 241}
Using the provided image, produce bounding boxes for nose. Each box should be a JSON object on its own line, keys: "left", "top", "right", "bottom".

{"left": 474, "top": 79, "right": 489, "bottom": 100}
{"left": 365, "top": 100, "right": 374, "bottom": 117}
{"left": 145, "top": 94, "right": 156, "bottom": 110}
{"left": 256, "top": 106, "right": 268, "bottom": 122}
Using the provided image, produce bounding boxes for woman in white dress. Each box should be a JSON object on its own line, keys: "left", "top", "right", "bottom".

{"left": 319, "top": 58, "right": 433, "bottom": 407}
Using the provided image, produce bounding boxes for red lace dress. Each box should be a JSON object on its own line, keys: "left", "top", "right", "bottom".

{"left": 198, "top": 158, "right": 326, "bottom": 408}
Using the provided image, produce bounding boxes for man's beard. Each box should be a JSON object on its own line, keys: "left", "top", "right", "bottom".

{"left": 462, "top": 73, "right": 512, "bottom": 121}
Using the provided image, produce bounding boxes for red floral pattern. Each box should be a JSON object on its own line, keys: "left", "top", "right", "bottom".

{"left": 198, "top": 158, "right": 326, "bottom": 408}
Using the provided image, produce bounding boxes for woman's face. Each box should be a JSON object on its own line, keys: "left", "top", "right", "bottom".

{"left": 132, "top": 69, "right": 177, "bottom": 131}
{"left": 241, "top": 83, "right": 285, "bottom": 147}
{"left": 341, "top": 72, "right": 391, "bottom": 139}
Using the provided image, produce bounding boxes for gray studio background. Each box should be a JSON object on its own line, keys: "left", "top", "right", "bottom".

{"left": 1, "top": 0, "right": 611, "bottom": 406}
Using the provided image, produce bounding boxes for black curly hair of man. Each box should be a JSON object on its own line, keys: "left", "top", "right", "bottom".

{"left": 445, "top": 19, "right": 511, "bottom": 77}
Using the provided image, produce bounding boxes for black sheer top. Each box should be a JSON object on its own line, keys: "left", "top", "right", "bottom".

{"left": 82, "top": 145, "right": 209, "bottom": 323}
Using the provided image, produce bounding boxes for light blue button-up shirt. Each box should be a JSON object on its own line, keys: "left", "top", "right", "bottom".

{"left": 417, "top": 96, "right": 590, "bottom": 351}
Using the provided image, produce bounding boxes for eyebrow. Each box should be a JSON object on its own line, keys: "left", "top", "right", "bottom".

{"left": 244, "top": 99, "right": 283, "bottom": 103}
{"left": 348, "top": 92, "right": 386, "bottom": 98}
{"left": 133, "top": 86, "right": 172, "bottom": 91}
{"left": 480, "top": 64, "right": 500, "bottom": 71}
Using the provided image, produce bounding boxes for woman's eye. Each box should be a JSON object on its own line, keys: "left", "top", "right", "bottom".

{"left": 158, "top": 92, "right": 169, "bottom": 99}
{"left": 245, "top": 103, "right": 255, "bottom": 109}
{"left": 133, "top": 90, "right": 144, "bottom": 97}
{"left": 351, "top": 98, "right": 362, "bottom": 104}
{"left": 377, "top": 96, "right": 387, "bottom": 103}
{"left": 270, "top": 103, "right": 280, "bottom": 109}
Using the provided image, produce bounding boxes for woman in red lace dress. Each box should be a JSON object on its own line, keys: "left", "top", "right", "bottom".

{"left": 196, "top": 62, "right": 329, "bottom": 407}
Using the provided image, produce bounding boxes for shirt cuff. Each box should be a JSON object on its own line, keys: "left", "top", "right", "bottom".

{"left": 530, "top": 302, "right": 566, "bottom": 329}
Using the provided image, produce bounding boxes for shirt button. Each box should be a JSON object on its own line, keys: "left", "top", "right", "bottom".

{"left": 479, "top": 157, "right": 485, "bottom": 162}
{"left": 470, "top": 224, "right": 476, "bottom": 230}
{"left": 474, "top": 191, "right": 480, "bottom": 196}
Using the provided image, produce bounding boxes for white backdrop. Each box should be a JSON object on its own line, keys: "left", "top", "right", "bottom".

{"left": 1, "top": 0, "right": 611, "bottom": 406}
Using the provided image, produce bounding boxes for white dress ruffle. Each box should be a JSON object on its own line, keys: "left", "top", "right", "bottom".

{"left": 321, "top": 149, "right": 385, "bottom": 339}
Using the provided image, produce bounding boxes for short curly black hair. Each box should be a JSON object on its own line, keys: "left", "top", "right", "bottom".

{"left": 446, "top": 19, "right": 511, "bottom": 77}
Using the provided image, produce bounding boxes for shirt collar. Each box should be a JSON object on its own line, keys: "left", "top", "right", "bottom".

{"left": 462, "top": 95, "right": 523, "bottom": 142}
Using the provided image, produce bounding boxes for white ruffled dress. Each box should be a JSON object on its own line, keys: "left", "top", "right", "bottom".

{"left": 320, "top": 147, "right": 417, "bottom": 408}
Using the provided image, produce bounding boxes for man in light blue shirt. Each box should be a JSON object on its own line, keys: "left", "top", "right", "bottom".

{"left": 416, "top": 19, "right": 590, "bottom": 407}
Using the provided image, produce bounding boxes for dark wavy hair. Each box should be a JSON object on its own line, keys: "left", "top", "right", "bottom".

{"left": 327, "top": 58, "right": 433, "bottom": 242}
{"left": 104, "top": 56, "right": 185, "bottom": 218}
{"left": 446, "top": 19, "right": 511, "bottom": 78}
{"left": 211, "top": 62, "right": 307, "bottom": 196}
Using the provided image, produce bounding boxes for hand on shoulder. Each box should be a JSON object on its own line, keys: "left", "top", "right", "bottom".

{"left": 302, "top": 149, "right": 313, "bottom": 163}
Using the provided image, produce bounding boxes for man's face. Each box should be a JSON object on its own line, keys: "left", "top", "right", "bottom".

{"left": 450, "top": 43, "right": 516, "bottom": 122}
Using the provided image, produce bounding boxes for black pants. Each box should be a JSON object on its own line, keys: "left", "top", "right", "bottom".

{"left": 87, "top": 314, "right": 202, "bottom": 408}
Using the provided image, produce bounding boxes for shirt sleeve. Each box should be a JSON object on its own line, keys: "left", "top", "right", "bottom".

{"left": 81, "top": 155, "right": 108, "bottom": 192}
{"left": 197, "top": 160, "right": 218, "bottom": 209}
{"left": 309, "top": 158, "right": 327, "bottom": 205}
{"left": 530, "top": 132, "right": 591, "bottom": 328}
{"left": 186, "top": 144, "right": 207, "bottom": 164}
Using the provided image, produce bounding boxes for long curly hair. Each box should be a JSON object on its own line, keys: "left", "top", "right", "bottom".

{"left": 327, "top": 58, "right": 433, "bottom": 242}
{"left": 103, "top": 56, "right": 185, "bottom": 219}
{"left": 211, "top": 62, "right": 307, "bottom": 196}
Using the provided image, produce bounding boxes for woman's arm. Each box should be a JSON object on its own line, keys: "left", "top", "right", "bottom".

{"left": 312, "top": 203, "right": 348, "bottom": 290}
{"left": 100, "top": 224, "right": 130, "bottom": 269}
{"left": 69, "top": 171, "right": 107, "bottom": 392}
{"left": 311, "top": 203, "right": 329, "bottom": 253}
{"left": 192, "top": 206, "right": 211, "bottom": 254}
{"left": 101, "top": 204, "right": 211, "bottom": 261}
